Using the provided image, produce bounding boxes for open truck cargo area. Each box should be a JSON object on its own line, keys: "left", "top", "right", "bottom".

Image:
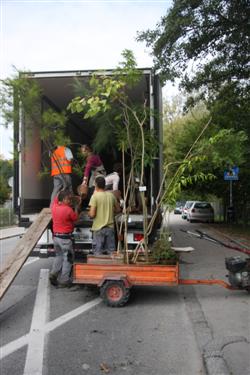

{"left": 14, "top": 69, "right": 163, "bottom": 252}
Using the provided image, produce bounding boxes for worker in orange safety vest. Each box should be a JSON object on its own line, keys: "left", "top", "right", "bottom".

{"left": 50, "top": 145, "right": 73, "bottom": 206}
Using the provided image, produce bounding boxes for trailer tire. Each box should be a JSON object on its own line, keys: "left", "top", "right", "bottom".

{"left": 100, "top": 280, "right": 130, "bottom": 307}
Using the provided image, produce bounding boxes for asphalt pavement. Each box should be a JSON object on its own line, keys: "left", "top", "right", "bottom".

{"left": 1, "top": 216, "right": 249, "bottom": 375}
{"left": 169, "top": 214, "right": 250, "bottom": 375}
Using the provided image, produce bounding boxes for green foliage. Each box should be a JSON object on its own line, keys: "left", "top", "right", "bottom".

{"left": 138, "top": 1, "right": 250, "bottom": 214}
{"left": 0, "top": 208, "right": 16, "bottom": 227}
{"left": 1, "top": 72, "right": 42, "bottom": 128}
{"left": 162, "top": 99, "right": 248, "bottom": 206}
{"left": 41, "top": 109, "right": 70, "bottom": 146}
{"left": 0, "top": 157, "right": 13, "bottom": 179}
{"left": 1, "top": 72, "right": 70, "bottom": 160}
{"left": 116, "top": 49, "right": 142, "bottom": 87}
{"left": 68, "top": 73, "right": 126, "bottom": 118}
{"left": 151, "top": 234, "right": 178, "bottom": 264}
{"left": 68, "top": 49, "right": 158, "bottom": 170}
{"left": 137, "top": 0, "right": 250, "bottom": 92}
{"left": 0, "top": 158, "right": 13, "bottom": 204}
{"left": 72, "top": 148, "right": 86, "bottom": 178}
{"left": 163, "top": 157, "right": 217, "bottom": 206}
{"left": 0, "top": 175, "right": 10, "bottom": 204}
{"left": 198, "top": 129, "right": 248, "bottom": 166}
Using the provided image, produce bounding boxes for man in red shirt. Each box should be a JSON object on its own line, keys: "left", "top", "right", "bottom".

{"left": 50, "top": 190, "right": 80, "bottom": 287}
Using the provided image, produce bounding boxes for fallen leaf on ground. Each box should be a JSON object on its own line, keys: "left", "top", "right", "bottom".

{"left": 100, "top": 362, "right": 110, "bottom": 373}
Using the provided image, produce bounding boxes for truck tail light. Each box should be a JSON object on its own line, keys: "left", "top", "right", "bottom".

{"left": 134, "top": 233, "right": 144, "bottom": 242}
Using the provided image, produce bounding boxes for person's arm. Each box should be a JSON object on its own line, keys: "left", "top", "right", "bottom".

{"left": 88, "top": 205, "right": 96, "bottom": 218}
{"left": 65, "top": 147, "right": 73, "bottom": 161}
{"left": 73, "top": 196, "right": 82, "bottom": 214}
{"left": 82, "top": 156, "right": 93, "bottom": 185}
{"left": 69, "top": 207, "right": 79, "bottom": 222}
{"left": 88, "top": 195, "right": 97, "bottom": 218}
{"left": 51, "top": 196, "right": 59, "bottom": 209}
{"left": 112, "top": 174, "right": 120, "bottom": 191}
{"left": 114, "top": 196, "right": 121, "bottom": 214}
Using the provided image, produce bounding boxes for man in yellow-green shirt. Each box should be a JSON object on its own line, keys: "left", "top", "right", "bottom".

{"left": 88, "top": 175, "right": 120, "bottom": 255}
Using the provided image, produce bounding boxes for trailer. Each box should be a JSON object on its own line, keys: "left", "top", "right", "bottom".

{"left": 72, "top": 259, "right": 239, "bottom": 307}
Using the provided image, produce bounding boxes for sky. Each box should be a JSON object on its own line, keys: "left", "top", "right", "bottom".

{"left": 0, "top": 0, "right": 175, "bottom": 159}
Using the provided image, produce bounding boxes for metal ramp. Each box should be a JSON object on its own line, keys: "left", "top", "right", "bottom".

{"left": 0, "top": 208, "right": 51, "bottom": 300}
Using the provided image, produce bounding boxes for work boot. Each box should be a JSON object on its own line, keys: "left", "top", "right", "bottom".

{"left": 49, "top": 273, "right": 58, "bottom": 286}
{"left": 57, "top": 280, "right": 73, "bottom": 288}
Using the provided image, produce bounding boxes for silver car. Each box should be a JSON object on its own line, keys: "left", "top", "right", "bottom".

{"left": 187, "top": 201, "right": 214, "bottom": 223}
{"left": 181, "top": 201, "right": 195, "bottom": 219}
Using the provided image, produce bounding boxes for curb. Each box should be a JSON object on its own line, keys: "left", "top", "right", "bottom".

{"left": 0, "top": 233, "right": 24, "bottom": 240}
{"left": 203, "top": 336, "right": 248, "bottom": 375}
{"left": 207, "top": 227, "right": 250, "bottom": 250}
{"left": 0, "top": 227, "right": 25, "bottom": 240}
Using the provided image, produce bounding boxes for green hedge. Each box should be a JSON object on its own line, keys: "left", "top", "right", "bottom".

{"left": 0, "top": 207, "right": 17, "bottom": 227}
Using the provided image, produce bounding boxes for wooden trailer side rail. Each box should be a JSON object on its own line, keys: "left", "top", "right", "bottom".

{"left": 0, "top": 208, "right": 51, "bottom": 300}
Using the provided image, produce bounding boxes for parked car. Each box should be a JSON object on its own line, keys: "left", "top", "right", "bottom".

{"left": 174, "top": 201, "right": 185, "bottom": 214}
{"left": 182, "top": 201, "right": 195, "bottom": 219}
{"left": 187, "top": 201, "right": 214, "bottom": 223}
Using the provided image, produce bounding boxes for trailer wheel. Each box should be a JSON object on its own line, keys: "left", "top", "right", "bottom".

{"left": 100, "top": 280, "right": 130, "bottom": 307}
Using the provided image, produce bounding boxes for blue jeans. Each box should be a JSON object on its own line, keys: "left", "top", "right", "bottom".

{"left": 92, "top": 227, "right": 115, "bottom": 255}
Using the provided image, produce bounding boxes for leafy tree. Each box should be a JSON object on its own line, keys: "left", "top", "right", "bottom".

{"left": 138, "top": 0, "right": 250, "bottom": 223}
{"left": 163, "top": 100, "right": 248, "bottom": 208}
{"left": 68, "top": 50, "right": 159, "bottom": 258}
{"left": 0, "top": 157, "right": 13, "bottom": 204}
{"left": 1, "top": 73, "right": 70, "bottom": 172}
{"left": 137, "top": 0, "right": 250, "bottom": 93}
{"left": 0, "top": 176, "right": 10, "bottom": 204}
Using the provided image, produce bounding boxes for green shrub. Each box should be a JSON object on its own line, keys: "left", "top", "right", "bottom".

{"left": 151, "top": 234, "right": 178, "bottom": 264}
{"left": 0, "top": 208, "right": 17, "bottom": 227}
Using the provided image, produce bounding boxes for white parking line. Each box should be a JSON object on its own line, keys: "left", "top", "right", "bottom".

{"left": 0, "top": 335, "right": 30, "bottom": 359}
{"left": 23, "top": 269, "right": 50, "bottom": 375}
{"left": 24, "top": 257, "right": 39, "bottom": 267}
{"left": 0, "top": 275, "right": 101, "bottom": 362}
{"left": 45, "top": 298, "right": 102, "bottom": 333}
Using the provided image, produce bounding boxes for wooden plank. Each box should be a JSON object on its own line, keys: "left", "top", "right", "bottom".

{"left": 0, "top": 208, "right": 51, "bottom": 300}
{"left": 171, "top": 246, "right": 194, "bottom": 253}
{"left": 87, "top": 254, "right": 124, "bottom": 265}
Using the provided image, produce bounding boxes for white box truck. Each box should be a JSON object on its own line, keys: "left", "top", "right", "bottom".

{"left": 13, "top": 68, "right": 163, "bottom": 255}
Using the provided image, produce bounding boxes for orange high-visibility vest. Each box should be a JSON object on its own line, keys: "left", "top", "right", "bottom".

{"left": 51, "top": 146, "right": 72, "bottom": 176}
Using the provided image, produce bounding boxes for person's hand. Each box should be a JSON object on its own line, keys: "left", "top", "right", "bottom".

{"left": 82, "top": 177, "right": 88, "bottom": 185}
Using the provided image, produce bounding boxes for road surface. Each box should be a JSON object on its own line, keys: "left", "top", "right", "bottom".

{"left": 0, "top": 213, "right": 249, "bottom": 375}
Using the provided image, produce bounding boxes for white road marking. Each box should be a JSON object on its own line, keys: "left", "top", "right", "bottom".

{"left": 24, "top": 257, "right": 39, "bottom": 267}
{"left": 0, "top": 335, "right": 29, "bottom": 359}
{"left": 23, "top": 269, "right": 50, "bottom": 375}
{"left": 45, "top": 297, "right": 102, "bottom": 333}
{"left": 0, "top": 281, "right": 101, "bottom": 362}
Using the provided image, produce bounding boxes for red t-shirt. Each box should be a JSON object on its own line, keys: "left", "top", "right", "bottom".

{"left": 52, "top": 197, "right": 78, "bottom": 233}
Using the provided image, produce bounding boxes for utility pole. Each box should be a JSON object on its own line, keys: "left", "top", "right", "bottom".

{"left": 229, "top": 180, "right": 233, "bottom": 207}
